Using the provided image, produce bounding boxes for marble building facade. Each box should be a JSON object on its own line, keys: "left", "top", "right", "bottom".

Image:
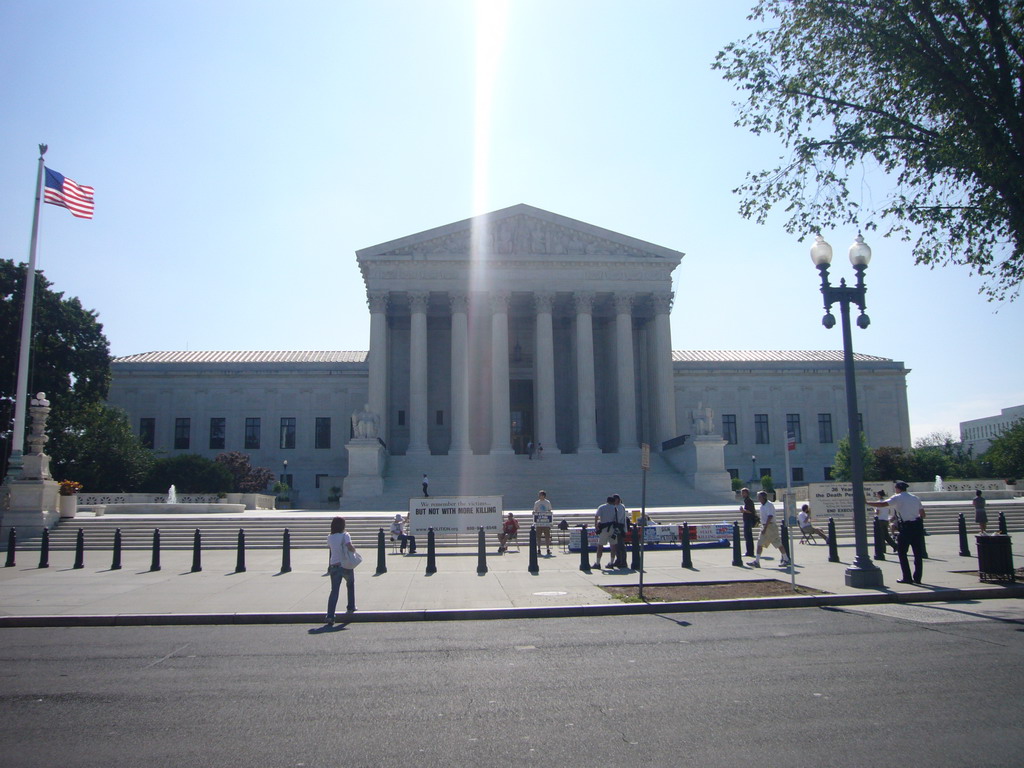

{"left": 107, "top": 205, "right": 911, "bottom": 505}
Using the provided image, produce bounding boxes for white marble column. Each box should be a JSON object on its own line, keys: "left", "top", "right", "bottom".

{"left": 367, "top": 291, "right": 389, "bottom": 444}
{"left": 449, "top": 292, "right": 471, "bottom": 455}
{"left": 407, "top": 291, "right": 429, "bottom": 455}
{"left": 574, "top": 292, "right": 599, "bottom": 453}
{"left": 489, "top": 291, "right": 513, "bottom": 454}
{"left": 534, "top": 292, "right": 557, "bottom": 453}
{"left": 651, "top": 292, "right": 677, "bottom": 450}
{"left": 614, "top": 294, "right": 637, "bottom": 452}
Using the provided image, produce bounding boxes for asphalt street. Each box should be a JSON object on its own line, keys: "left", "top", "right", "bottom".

{"left": 1, "top": 605, "right": 1022, "bottom": 767}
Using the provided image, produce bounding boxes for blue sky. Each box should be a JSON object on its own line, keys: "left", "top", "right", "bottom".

{"left": 1, "top": 0, "right": 1021, "bottom": 441}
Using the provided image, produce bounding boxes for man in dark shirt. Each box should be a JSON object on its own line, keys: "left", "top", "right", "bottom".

{"left": 740, "top": 487, "right": 757, "bottom": 559}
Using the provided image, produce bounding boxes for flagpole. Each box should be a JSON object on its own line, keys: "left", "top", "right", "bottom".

{"left": 7, "top": 144, "right": 48, "bottom": 476}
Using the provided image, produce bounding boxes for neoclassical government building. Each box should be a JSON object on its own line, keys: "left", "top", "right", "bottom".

{"left": 108, "top": 205, "right": 911, "bottom": 508}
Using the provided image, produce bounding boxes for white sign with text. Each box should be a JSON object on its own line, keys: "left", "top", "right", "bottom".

{"left": 408, "top": 496, "right": 503, "bottom": 535}
{"left": 808, "top": 482, "right": 891, "bottom": 518}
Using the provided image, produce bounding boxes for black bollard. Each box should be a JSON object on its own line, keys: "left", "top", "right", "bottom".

{"left": 872, "top": 518, "right": 886, "bottom": 560}
{"left": 999, "top": 510, "right": 1008, "bottom": 535}
{"left": 38, "top": 527, "right": 49, "bottom": 569}
{"left": 375, "top": 528, "right": 387, "bottom": 575}
{"left": 528, "top": 526, "right": 539, "bottom": 574}
{"left": 111, "top": 528, "right": 122, "bottom": 570}
{"left": 958, "top": 512, "right": 971, "bottom": 556}
{"left": 191, "top": 528, "right": 203, "bottom": 573}
{"left": 920, "top": 520, "right": 929, "bottom": 559}
{"left": 827, "top": 518, "right": 840, "bottom": 562}
{"left": 407, "top": 534, "right": 417, "bottom": 555}
{"left": 279, "top": 528, "right": 290, "bottom": 573}
{"left": 781, "top": 521, "right": 791, "bottom": 560}
{"left": 425, "top": 528, "right": 437, "bottom": 574}
{"left": 235, "top": 528, "right": 246, "bottom": 573}
{"left": 681, "top": 522, "right": 693, "bottom": 569}
{"left": 579, "top": 524, "right": 591, "bottom": 572}
{"left": 732, "top": 521, "right": 743, "bottom": 566}
{"left": 615, "top": 526, "right": 628, "bottom": 569}
{"left": 4, "top": 527, "right": 15, "bottom": 567}
{"left": 150, "top": 528, "right": 161, "bottom": 572}
{"left": 477, "top": 527, "right": 488, "bottom": 574}
{"left": 73, "top": 528, "right": 84, "bottom": 569}
{"left": 630, "top": 522, "right": 642, "bottom": 571}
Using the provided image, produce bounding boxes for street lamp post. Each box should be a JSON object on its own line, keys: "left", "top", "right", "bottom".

{"left": 810, "top": 234, "right": 883, "bottom": 588}
{"left": 751, "top": 455, "right": 757, "bottom": 484}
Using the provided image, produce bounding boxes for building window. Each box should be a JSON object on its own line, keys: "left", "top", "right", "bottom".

{"left": 139, "top": 418, "right": 155, "bottom": 449}
{"left": 280, "top": 417, "right": 296, "bottom": 449}
{"left": 722, "top": 414, "right": 737, "bottom": 444}
{"left": 209, "top": 417, "right": 226, "bottom": 450}
{"left": 280, "top": 473, "right": 294, "bottom": 488}
{"left": 824, "top": 466, "right": 833, "bottom": 480}
{"left": 754, "top": 414, "right": 769, "bottom": 444}
{"left": 174, "top": 418, "right": 190, "bottom": 450}
{"left": 397, "top": 410, "right": 406, "bottom": 427}
{"left": 786, "top": 414, "right": 802, "bottom": 444}
{"left": 759, "top": 468, "right": 772, "bottom": 480}
{"left": 436, "top": 410, "right": 444, "bottom": 426}
{"left": 315, "top": 417, "right": 331, "bottom": 450}
{"left": 792, "top": 467, "right": 804, "bottom": 483}
{"left": 245, "top": 418, "right": 261, "bottom": 450}
{"left": 818, "top": 413, "right": 833, "bottom": 444}
{"left": 728, "top": 468, "right": 739, "bottom": 480}
{"left": 315, "top": 473, "right": 328, "bottom": 489}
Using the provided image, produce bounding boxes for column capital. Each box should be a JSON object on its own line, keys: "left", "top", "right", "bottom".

{"left": 409, "top": 291, "right": 430, "bottom": 313}
{"left": 489, "top": 290, "right": 511, "bottom": 314}
{"left": 534, "top": 291, "right": 556, "bottom": 313}
{"left": 448, "top": 291, "right": 469, "bottom": 314}
{"left": 367, "top": 291, "right": 390, "bottom": 314}
{"left": 613, "top": 293, "right": 635, "bottom": 315}
{"left": 573, "top": 291, "right": 596, "bottom": 314}
{"left": 652, "top": 292, "right": 674, "bottom": 314}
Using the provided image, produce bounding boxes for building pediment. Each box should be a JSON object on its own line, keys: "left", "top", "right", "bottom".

{"left": 357, "top": 204, "right": 683, "bottom": 264}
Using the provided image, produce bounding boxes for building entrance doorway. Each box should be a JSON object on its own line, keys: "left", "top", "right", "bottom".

{"left": 510, "top": 379, "right": 534, "bottom": 454}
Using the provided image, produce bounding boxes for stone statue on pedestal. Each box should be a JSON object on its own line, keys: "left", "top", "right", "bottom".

{"left": 690, "top": 401, "right": 716, "bottom": 437}
{"left": 351, "top": 404, "right": 380, "bottom": 440}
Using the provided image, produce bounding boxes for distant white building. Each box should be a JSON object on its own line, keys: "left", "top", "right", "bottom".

{"left": 106, "top": 205, "right": 912, "bottom": 508}
{"left": 960, "top": 405, "right": 1024, "bottom": 455}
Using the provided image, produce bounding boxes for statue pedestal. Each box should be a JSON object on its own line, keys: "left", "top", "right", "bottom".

{"left": 343, "top": 439, "right": 387, "bottom": 497}
{"left": 1, "top": 477, "right": 61, "bottom": 543}
{"left": 685, "top": 435, "right": 733, "bottom": 499}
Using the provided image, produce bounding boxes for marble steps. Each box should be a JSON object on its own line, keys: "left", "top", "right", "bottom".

{"left": 35, "top": 503, "right": 1024, "bottom": 551}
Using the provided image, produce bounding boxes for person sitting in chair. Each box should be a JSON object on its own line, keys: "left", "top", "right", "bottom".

{"left": 797, "top": 504, "right": 829, "bottom": 544}
{"left": 498, "top": 512, "right": 519, "bottom": 553}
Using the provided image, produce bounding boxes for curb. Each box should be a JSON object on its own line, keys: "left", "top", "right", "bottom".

{"left": 1, "top": 585, "right": 1021, "bottom": 628}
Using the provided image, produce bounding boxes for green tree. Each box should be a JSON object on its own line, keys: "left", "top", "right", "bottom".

{"left": 142, "top": 454, "right": 234, "bottom": 494}
{"left": 214, "top": 451, "right": 274, "bottom": 493}
{"left": 48, "top": 403, "right": 153, "bottom": 492}
{"left": 872, "top": 446, "right": 912, "bottom": 482}
{"left": 831, "top": 433, "right": 878, "bottom": 481}
{"left": 911, "top": 431, "right": 982, "bottom": 479}
{"left": 982, "top": 418, "right": 1024, "bottom": 479}
{"left": 1, "top": 259, "right": 111, "bottom": 471}
{"left": 715, "top": 1, "right": 1024, "bottom": 300}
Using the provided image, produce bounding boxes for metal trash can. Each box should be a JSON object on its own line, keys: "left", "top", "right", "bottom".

{"left": 976, "top": 535, "right": 1015, "bottom": 583}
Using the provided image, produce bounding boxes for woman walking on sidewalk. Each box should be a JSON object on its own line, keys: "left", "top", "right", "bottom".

{"left": 326, "top": 517, "right": 358, "bottom": 624}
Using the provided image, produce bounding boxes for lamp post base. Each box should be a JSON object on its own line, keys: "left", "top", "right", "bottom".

{"left": 845, "top": 564, "right": 885, "bottom": 589}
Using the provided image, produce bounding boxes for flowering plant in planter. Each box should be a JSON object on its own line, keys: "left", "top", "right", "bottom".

{"left": 58, "top": 480, "right": 83, "bottom": 496}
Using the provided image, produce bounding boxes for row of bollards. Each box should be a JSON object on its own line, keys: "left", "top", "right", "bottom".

{"left": 3, "top": 512, "right": 1009, "bottom": 575}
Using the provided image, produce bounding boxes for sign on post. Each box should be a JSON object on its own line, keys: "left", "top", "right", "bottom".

{"left": 641, "top": 443, "right": 650, "bottom": 471}
{"left": 807, "top": 482, "right": 889, "bottom": 518}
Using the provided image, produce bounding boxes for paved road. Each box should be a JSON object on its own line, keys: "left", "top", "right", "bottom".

{"left": 2, "top": 606, "right": 1021, "bottom": 767}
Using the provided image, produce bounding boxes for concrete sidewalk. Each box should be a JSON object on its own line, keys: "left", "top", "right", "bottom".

{"left": 1, "top": 530, "right": 1022, "bottom": 626}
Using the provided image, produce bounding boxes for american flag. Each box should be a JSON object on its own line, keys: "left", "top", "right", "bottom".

{"left": 44, "top": 168, "right": 94, "bottom": 219}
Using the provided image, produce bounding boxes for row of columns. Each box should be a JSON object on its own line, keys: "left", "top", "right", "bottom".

{"left": 366, "top": 290, "right": 677, "bottom": 455}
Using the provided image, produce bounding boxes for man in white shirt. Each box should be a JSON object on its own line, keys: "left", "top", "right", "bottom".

{"left": 869, "top": 480, "right": 926, "bottom": 584}
{"left": 593, "top": 496, "right": 618, "bottom": 570}
{"left": 533, "top": 490, "right": 553, "bottom": 556}
{"left": 750, "top": 491, "right": 790, "bottom": 569}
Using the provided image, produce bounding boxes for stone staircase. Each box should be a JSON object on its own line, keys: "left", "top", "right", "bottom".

{"left": 356, "top": 452, "right": 729, "bottom": 511}
{"left": 37, "top": 502, "right": 1024, "bottom": 551}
